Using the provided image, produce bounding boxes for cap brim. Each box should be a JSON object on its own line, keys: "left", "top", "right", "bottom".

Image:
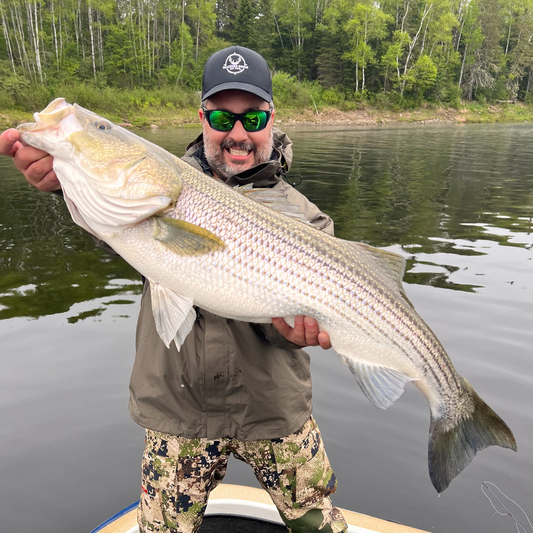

{"left": 202, "top": 82, "right": 272, "bottom": 103}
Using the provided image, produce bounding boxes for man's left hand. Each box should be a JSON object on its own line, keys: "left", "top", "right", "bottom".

{"left": 272, "top": 316, "right": 331, "bottom": 349}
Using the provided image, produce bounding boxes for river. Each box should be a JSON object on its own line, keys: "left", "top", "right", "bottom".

{"left": 0, "top": 122, "right": 532, "bottom": 533}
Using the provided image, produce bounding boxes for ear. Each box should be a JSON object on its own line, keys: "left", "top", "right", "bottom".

{"left": 198, "top": 107, "right": 204, "bottom": 121}
{"left": 271, "top": 108, "right": 275, "bottom": 122}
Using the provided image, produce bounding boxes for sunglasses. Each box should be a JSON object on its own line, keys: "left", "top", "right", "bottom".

{"left": 202, "top": 106, "right": 273, "bottom": 132}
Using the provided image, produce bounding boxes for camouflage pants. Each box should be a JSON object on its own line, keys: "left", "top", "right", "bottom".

{"left": 138, "top": 416, "right": 348, "bottom": 533}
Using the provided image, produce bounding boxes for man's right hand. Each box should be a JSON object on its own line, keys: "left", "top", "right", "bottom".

{"left": 0, "top": 129, "right": 60, "bottom": 191}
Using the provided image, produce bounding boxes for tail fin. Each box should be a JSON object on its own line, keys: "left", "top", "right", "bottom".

{"left": 428, "top": 377, "right": 517, "bottom": 493}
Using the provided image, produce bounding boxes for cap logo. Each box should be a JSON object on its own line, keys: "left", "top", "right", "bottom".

{"left": 223, "top": 53, "right": 248, "bottom": 75}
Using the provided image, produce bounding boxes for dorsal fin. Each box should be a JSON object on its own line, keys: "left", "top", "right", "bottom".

{"left": 344, "top": 241, "right": 415, "bottom": 308}
{"left": 357, "top": 242, "right": 407, "bottom": 286}
{"left": 235, "top": 184, "right": 315, "bottom": 227}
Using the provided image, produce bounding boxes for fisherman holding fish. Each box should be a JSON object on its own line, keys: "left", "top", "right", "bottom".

{"left": 0, "top": 47, "right": 350, "bottom": 533}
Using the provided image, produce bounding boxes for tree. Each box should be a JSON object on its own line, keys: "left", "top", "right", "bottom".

{"left": 232, "top": 0, "right": 256, "bottom": 48}
{"left": 273, "top": 0, "right": 314, "bottom": 80}
{"left": 343, "top": 1, "right": 392, "bottom": 92}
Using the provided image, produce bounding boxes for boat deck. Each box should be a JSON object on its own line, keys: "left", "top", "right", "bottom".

{"left": 93, "top": 483, "right": 430, "bottom": 533}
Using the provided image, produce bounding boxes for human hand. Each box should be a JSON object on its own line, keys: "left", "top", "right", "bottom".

{"left": 0, "top": 129, "right": 60, "bottom": 191}
{"left": 272, "top": 316, "right": 332, "bottom": 350}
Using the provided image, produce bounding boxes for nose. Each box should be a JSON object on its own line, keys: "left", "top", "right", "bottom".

{"left": 229, "top": 118, "right": 249, "bottom": 143}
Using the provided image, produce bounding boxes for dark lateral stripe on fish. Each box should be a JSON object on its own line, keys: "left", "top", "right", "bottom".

{"left": 216, "top": 221, "right": 455, "bottom": 391}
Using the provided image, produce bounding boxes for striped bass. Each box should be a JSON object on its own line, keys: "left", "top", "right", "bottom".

{"left": 18, "top": 98, "right": 516, "bottom": 493}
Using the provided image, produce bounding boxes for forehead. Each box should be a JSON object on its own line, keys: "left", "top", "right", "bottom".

{"left": 207, "top": 90, "right": 270, "bottom": 111}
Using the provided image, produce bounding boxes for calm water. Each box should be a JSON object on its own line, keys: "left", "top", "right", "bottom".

{"left": 1, "top": 123, "right": 532, "bottom": 533}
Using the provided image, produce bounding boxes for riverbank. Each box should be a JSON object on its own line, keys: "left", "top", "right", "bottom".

{"left": 1, "top": 101, "right": 532, "bottom": 130}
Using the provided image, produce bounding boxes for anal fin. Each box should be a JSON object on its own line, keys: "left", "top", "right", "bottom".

{"left": 150, "top": 281, "right": 196, "bottom": 350}
{"left": 340, "top": 356, "right": 416, "bottom": 410}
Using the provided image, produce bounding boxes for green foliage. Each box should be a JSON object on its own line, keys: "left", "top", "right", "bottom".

{"left": 434, "top": 82, "right": 462, "bottom": 107}
{"left": 320, "top": 88, "right": 345, "bottom": 106}
{"left": 0, "top": 61, "right": 51, "bottom": 110}
{"left": 408, "top": 55, "right": 438, "bottom": 96}
{"left": 0, "top": 62, "right": 25, "bottom": 108}
{"left": 524, "top": 90, "right": 533, "bottom": 104}
{"left": 1, "top": 0, "right": 533, "bottom": 109}
{"left": 232, "top": 0, "right": 256, "bottom": 49}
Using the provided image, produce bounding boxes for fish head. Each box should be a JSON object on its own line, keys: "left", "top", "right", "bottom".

{"left": 18, "top": 99, "right": 183, "bottom": 235}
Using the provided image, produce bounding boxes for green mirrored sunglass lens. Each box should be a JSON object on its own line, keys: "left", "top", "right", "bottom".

{"left": 206, "top": 110, "right": 269, "bottom": 131}
{"left": 210, "top": 111, "right": 234, "bottom": 131}
{"left": 242, "top": 112, "right": 266, "bottom": 131}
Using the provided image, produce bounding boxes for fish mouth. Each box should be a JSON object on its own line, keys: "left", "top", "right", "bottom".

{"left": 18, "top": 98, "right": 74, "bottom": 133}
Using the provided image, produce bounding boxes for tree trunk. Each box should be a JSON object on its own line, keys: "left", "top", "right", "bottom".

{"left": 176, "top": 0, "right": 186, "bottom": 85}
{"left": 11, "top": 5, "right": 31, "bottom": 78}
{"left": 129, "top": 0, "right": 139, "bottom": 83}
{"left": 88, "top": 0, "right": 97, "bottom": 81}
{"left": 274, "top": 16, "right": 285, "bottom": 48}
{"left": 79, "top": 0, "right": 85, "bottom": 58}
{"left": 459, "top": 42, "right": 468, "bottom": 87}
{"left": 97, "top": 5, "right": 104, "bottom": 71}
{"left": 50, "top": 2, "right": 60, "bottom": 71}
{"left": 0, "top": 4, "right": 16, "bottom": 74}
{"left": 28, "top": 1, "right": 43, "bottom": 82}
{"left": 196, "top": 7, "right": 200, "bottom": 63}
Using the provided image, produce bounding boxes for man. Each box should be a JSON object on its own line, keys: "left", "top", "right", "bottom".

{"left": 0, "top": 46, "right": 348, "bottom": 533}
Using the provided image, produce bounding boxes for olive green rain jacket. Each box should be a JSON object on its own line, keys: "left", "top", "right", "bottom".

{"left": 128, "top": 129, "right": 334, "bottom": 440}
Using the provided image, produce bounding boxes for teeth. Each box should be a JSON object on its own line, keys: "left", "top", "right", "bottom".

{"left": 228, "top": 148, "right": 250, "bottom": 157}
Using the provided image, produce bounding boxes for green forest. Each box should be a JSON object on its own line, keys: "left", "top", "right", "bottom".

{"left": 1, "top": 0, "right": 533, "bottom": 115}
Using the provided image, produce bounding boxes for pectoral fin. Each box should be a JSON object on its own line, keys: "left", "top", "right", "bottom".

{"left": 153, "top": 217, "right": 226, "bottom": 255}
{"left": 340, "top": 356, "right": 416, "bottom": 410}
{"left": 150, "top": 281, "right": 196, "bottom": 350}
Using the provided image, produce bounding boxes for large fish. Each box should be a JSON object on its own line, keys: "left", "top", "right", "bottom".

{"left": 18, "top": 98, "right": 516, "bottom": 493}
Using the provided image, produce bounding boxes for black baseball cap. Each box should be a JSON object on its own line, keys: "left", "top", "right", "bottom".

{"left": 202, "top": 46, "right": 273, "bottom": 103}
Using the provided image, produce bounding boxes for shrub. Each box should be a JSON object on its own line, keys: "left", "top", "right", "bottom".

{"left": 320, "top": 88, "right": 344, "bottom": 106}
{"left": 433, "top": 82, "right": 462, "bottom": 107}
{"left": 15, "top": 84, "right": 51, "bottom": 111}
{"left": 272, "top": 71, "right": 323, "bottom": 109}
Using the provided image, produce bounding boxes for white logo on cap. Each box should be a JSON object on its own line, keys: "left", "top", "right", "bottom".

{"left": 223, "top": 53, "right": 248, "bottom": 75}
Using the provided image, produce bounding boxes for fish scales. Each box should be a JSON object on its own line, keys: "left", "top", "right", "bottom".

{"left": 139, "top": 164, "right": 458, "bottom": 397}
{"left": 17, "top": 98, "right": 516, "bottom": 493}
{"left": 175, "top": 170, "right": 460, "bottom": 395}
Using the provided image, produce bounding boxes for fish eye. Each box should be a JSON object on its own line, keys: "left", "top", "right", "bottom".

{"left": 95, "top": 121, "right": 111, "bottom": 131}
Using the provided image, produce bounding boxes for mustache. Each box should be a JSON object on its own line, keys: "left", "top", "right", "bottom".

{"left": 221, "top": 139, "right": 256, "bottom": 152}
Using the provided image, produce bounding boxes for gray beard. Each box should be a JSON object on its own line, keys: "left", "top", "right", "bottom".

{"left": 204, "top": 132, "right": 274, "bottom": 180}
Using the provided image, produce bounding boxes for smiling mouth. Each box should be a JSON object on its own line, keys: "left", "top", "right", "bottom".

{"left": 227, "top": 147, "right": 252, "bottom": 158}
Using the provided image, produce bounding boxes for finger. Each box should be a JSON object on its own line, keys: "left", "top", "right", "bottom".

{"left": 34, "top": 169, "right": 61, "bottom": 192}
{"left": 304, "top": 316, "right": 319, "bottom": 346}
{"left": 14, "top": 149, "right": 59, "bottom": 190}
{"left": 24, "top": 156, "right": 58, "bottom": 190}
{"left": 317, "top": 331, "right": 332, "bottom": 350}
{"left": 291, "top": 315, "right": 307, "bottom": 345}
{"left": 272, "top": 317, "right": 292, "bottom": 338}
{"left": 14, "top": 145, "right": 51, "bottom": 173}
{"left": 0, "top": 129, "right": 22, "bottom": 157}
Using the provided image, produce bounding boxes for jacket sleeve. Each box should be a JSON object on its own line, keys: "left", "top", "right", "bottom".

{"left": 259, "top": 181, "right": 334, "bottom": 349}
